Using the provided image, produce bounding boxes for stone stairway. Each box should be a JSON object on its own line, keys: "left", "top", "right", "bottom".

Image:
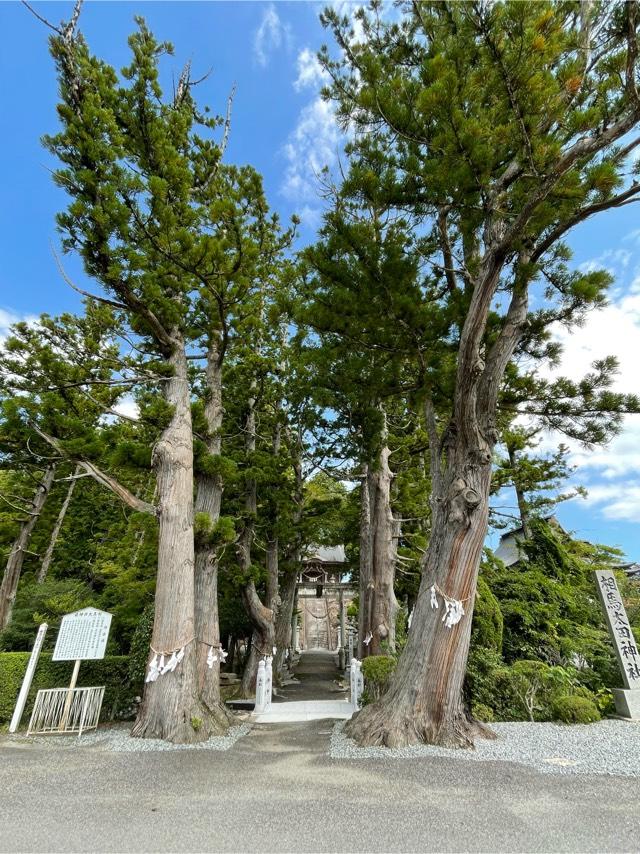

{"left": 252, "top": 649, "right": 354, "bottom": 724}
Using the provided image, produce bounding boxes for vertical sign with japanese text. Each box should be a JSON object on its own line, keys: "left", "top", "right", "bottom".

{"left": 594, "top": 570, "right": 640, "bottom": 689}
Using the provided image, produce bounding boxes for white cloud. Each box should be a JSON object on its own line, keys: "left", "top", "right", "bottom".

{"left": 548, "top": 285, "right": 640, "bottom": 396}
{"left": 581, "top": 480, "right": 640, "bottom": 523}
{"left": 297, "top": 205, "right": 323, "bottom": 230}
{"left": 281, "top": 97, "right": 342, "bottom": 203}
{"left": 254, "top": 4, "right": 292, "bottom": 68}
{"left": 0, "top": 307, "right": 21, "bottom": 339}
{"left": 113, "top": 394, "right": 139, "bottom": 422}
{"left": 0, "top": 307, "right": 39, "bottom": 349}
{"left": 529, "top": 265, "right": 640, "bottom": 526}
{"left": 294, "top": 48, "right": 329, "bottom": 93}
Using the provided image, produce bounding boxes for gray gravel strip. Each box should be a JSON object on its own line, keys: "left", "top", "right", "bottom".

{"left": 7, "top": 722, "right": 251, "bottom": 752}
{"left": 330, "top": 718, "right": 640, "bottom": 776}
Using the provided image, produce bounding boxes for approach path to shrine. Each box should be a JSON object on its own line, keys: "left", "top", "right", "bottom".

{"left": 2, "top": 716, "right": 640, "bottom": 852}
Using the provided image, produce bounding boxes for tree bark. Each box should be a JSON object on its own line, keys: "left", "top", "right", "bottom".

{"left": 0, "top": 465, "right": 56, "bottom": 631}
{"left": 193, "top": 334, "right": 230, "bottom": 731}
{"left": 240, "top": 581, "right": 276, "bottom": 697}
{"left": 345, "top": 444, "right": 497, "bottom": 748}
{"left": 359, "top": 442, "right": 399, "bottom": 657}
{"left": 274, "top": 568, "right": 297, "bottom": 678}
{"left": 358, "top": 463, "right": 373, "bottom": 657}
{"left": 37, "top": 464, "right": 80, "bottom": 584}
{"left": 273, "top": 432, "right": 304, "bottom": 678}
{"left": 131, "top": 339, "right": 210, "bottom": 743}
{"left": 237, "top": 384, "right": 276, "bottom": 697}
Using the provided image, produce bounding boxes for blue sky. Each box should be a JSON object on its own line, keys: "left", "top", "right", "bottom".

{"left": 1, "top": 1, "right": 639, "bottom": 560}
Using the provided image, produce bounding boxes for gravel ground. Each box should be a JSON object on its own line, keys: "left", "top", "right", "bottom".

{"left": 6, "top": 721, "right": 251, "bottom": 752}
{"left": 330, "top": 719, "right": 640, "bottom": 776}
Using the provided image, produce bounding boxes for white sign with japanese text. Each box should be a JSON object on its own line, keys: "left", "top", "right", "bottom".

{"left": 52, "top": 608, "right": 112, "bottom": 661}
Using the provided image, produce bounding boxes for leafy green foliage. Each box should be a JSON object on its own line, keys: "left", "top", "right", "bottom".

{"left": 552, "top": 694, "right": 600, "bottom": 724}
{"left": 0, "top": 652, "right": 134, "bottom": 726}
{"left": 471, "top": 574, "right": 504, "bottom": 653}
{"left": 361, "top": 655, "right": 396, "bottom": 704}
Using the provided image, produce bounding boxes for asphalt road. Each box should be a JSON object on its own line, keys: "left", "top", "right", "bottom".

{"left": 1, "top": 719, "right": 639, "bottom": 853}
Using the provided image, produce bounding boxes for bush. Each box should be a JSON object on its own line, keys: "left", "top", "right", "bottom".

{"left": 471, "top": 575, "right": 503, "bottom": 653}
{"left": 497, "top": 659, "right": 575, "bottom": 722}
{"left": 128, "top": 603, "right": 154, "bottom": 691}
{"left": 0, "top": 652, "right": 134, "bottom": 727}
{"left": 361, "top": 655, "right": 396, "bottom": 704}
{"left": 471, "top": 702, "right": 495, "bottom": 722}
{"left": 552, "top": 694, "right": 600, "bottom": 724}
{"left": 465, "top": 647, "right": 511, "bottom": 716}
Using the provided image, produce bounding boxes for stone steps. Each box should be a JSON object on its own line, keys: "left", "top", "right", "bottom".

{"left": 252, "top": 700, "right": 355, "bottom": 723}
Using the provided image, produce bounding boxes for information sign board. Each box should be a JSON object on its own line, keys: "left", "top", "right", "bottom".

{"left": 52, "top": 608, "right": 112, "bottom": 661}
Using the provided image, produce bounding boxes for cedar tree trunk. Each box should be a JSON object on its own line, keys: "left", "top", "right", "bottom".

{"left": 238, "top": 387, "right": 277, "bottom": 697}
{"left": 37, "top": 464, "right": 80, "bottom": 584}
{"left": 132, "top": 340, "right": 210, "bottom": 743}
{"left": 345, "top": 448, "right": 496, "bottom": 748}
{"left": 193, "top": 335, "right": 230, "bottom": 731}
{"left": 0, "top": 464, "right": 56, "bottom": 630}
{"left": 359, "top": 444, "right": 399, "bottom": 657}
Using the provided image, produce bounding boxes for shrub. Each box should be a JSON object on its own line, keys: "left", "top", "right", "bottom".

{"left": 128, "top": 603, "right": 154, "bottom": 691}
{"left": 552, "top": 694, "right": 600, "bottom": 724}
{"left": 471, "top": 702, "right": 495, "bottom": 722}
{"left": 361, "top": 655, "right": 396, "bottom": 703}
{"left": 471, "top": 575, "right": 503, "bottom": 653}
{"left": 0, "top": 652, "right": 134, "bottom": 727}
{"left": 465, "top": 647, "right": 511, "bottom": 716}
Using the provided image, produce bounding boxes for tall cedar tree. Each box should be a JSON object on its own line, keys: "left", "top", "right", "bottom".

{"left": 321, "top": 0, "right": 640, "bottom": 747}
{"left": 43, "top": 12, "right": 242, "bottom": 741}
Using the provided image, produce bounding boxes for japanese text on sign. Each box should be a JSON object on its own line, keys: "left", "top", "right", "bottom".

{"left": 52, "top": 608, "right": 112, "bottom": 661}
{"left": 594, "top": 570, "right": 640, "bottom": 689}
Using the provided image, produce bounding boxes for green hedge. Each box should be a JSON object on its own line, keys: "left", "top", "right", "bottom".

{"left": 0, "top": 653, "right": 136, "bottom": 728}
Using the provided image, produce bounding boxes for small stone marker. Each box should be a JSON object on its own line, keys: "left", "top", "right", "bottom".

{"left": 255, "top": 659, "right": 267, "bottom": 714}
{"left": 264, "top": 656, "right": 273, "bottom": 714}
{"left": 350, "top": 658, "right": 363, "bottom": 708}
{"left": 594, "top": 570, "right": 640, "bottom": 719}
{"left": 53, "top": 607, "right": 112, "bottom": 661}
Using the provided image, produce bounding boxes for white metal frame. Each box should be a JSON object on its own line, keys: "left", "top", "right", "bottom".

{"left": 27, "top": 685, "right": 105, "bottom": 736}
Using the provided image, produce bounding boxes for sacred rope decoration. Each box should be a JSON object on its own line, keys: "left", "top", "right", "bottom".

{"left": 145, "top": 638, "right": 193, "bottom": 683}
{"left": 145, "top": 638, "right": 229, "bottom": 682}
{"left": 201, "top": 640, "right": 228, "bottom": 670}
{"left": 429, "top": 584, "right": 470, "bottom": 629}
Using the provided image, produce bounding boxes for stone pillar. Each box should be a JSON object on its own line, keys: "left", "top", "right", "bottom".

{"left": 255, "top": 659, "right": 266, "bottom": 713}
{"left": 350, "top": 658, "right": 363, "bottom": 708}
{"left": 338, "top": 589, "right": 346, "bottom": 669}
{"left": 264, "top": 656, "right": 273, "bottom": 714}
{"left": 595, "top": 570, "right": 640, "bottom": 719}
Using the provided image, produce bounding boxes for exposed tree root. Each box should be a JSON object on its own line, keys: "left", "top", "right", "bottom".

{"left": 345, "top": 701, "right": 496, "bottom": 749}
{"left": 131, "top": 698, "right": 230, "bottom": 744}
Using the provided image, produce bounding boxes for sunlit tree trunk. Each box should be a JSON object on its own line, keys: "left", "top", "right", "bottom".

{"left": 193, "top": 334, "right": 230, "bottom": 731}
{"left": 132, "top": 341, "right": 210, "bottom": 743}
